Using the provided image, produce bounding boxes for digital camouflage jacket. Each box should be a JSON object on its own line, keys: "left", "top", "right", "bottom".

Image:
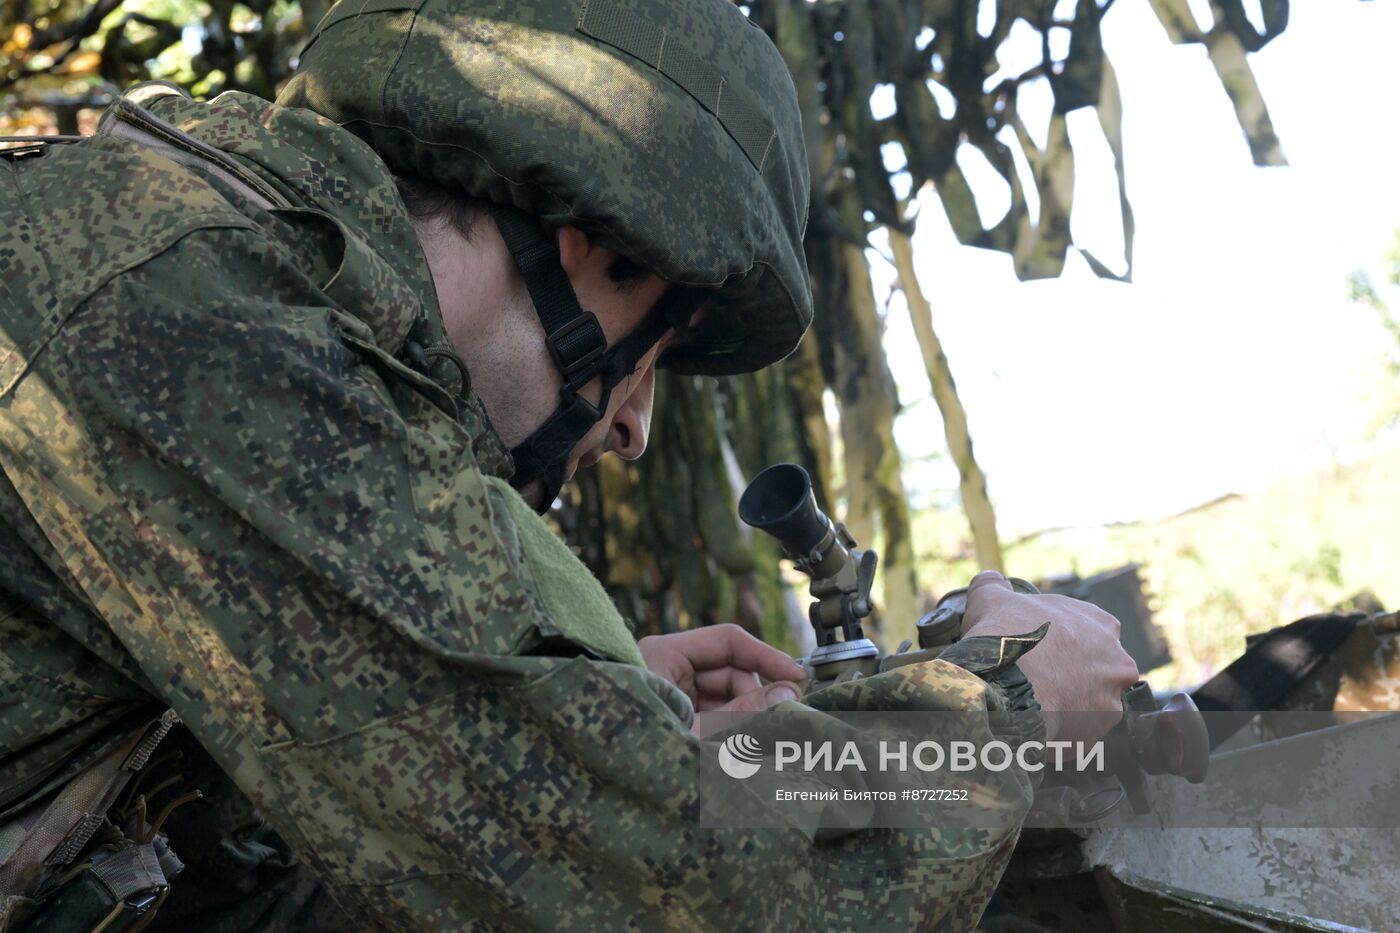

{"left": 0, "top": 87, "right": 1035, "bottom": 931}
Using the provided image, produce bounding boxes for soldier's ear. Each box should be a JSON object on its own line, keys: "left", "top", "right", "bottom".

{"left": 555, "top": 225, "right": 607, "bottom": 278}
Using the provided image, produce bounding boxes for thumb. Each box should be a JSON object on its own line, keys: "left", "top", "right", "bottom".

{"left": 728, "top": 681, "right": 802, "bottom": 712}
{"left": 691, "top": 682, "right": 802, "bottom": 737}
{"left": 964, "top": 569, "right": 1014, "bottom": 627}
{"left": 967, "top": 569, "right": 1013, "bottom": 597}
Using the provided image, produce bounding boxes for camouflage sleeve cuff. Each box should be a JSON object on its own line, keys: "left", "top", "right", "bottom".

{"left": 937, "top": 623, "right": 1049, "bottom": 770}
{"left": 934, "top": 621, "right": 1050, "bottom": 677}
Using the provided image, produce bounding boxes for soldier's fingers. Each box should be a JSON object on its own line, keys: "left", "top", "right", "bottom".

{"left": 673, "top": 624, "right": 806, "bottom": 682}
{"left": 694, "top": 667, "right": 762, "bottom": 701}
{"left": 967, "top": 570, "right": 1013, "bottom": 595}
{"left": 699, "top": 681, "right": 802, "bottom": 714}
{"left": 964, "top": 570, "right": 1013, "bottom": 612}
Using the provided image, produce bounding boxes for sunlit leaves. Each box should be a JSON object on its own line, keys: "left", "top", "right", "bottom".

{"left": 1, "top": 0, "right": 310, "bottom": 101}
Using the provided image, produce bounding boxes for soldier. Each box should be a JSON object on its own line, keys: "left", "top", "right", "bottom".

{"left": 0, "top": 0, "right": 1138, "bottom": 929}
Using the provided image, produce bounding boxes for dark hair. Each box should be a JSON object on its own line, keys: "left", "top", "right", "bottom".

{"left": 394, "top": 174, "right": 486, "bottom": 242}
{"left": 394, "top": 174, "right": 652, "bottom": 290}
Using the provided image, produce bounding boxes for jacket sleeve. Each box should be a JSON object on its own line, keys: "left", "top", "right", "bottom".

{"left": 0, "top": 224, "right": 1033, "bottom": 932}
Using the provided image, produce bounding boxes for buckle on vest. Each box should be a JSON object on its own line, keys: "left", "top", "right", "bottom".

{"left": 547, "top": 312, "right": 607, "bottom": 389}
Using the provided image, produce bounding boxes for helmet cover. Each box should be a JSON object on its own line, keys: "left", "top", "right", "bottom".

{"left": 279, "top": 0, "right": 813, "bottom": 375}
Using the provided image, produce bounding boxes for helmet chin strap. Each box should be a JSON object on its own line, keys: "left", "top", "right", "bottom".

{"left": 489, "top": 205, "right": 677, "bottom": 513}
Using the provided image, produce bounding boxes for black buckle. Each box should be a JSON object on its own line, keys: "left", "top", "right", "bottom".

{"left": 546, "top": 312, "right": 607, "bottom": 388}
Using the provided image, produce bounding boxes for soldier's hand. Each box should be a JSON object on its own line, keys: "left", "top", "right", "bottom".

{"left": 639, "top": 624, "right": 806, "bottom": 732}
{"left": 962, "top": 571, "right": 1140, "bottom": 745}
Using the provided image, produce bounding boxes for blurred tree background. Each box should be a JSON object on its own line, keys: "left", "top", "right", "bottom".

{"left": 1347, "top": 229, "right": 1400, "bottom": 435}
{"left": 2, "top": 0, "right": 1297, "bottom": 654}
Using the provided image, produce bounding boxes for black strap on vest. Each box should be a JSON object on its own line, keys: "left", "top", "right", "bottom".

{"left": 489, "top": 205, "right": 679, "bottom": 512}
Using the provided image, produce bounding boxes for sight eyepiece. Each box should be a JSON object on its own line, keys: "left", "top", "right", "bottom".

{"left": 738, "top": 463, "right": 832, "bottom": 560}
{"left": 740, "top": 461, "right": 877, "bottom": 658}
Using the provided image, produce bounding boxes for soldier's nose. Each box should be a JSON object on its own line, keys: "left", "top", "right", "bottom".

{"left": 609, "top": 407, "right": 648, "bottom": 461}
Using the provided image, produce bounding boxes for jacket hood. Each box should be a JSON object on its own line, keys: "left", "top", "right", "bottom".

{"left": 137, "top": 87, "right": 514, "bottom": 477}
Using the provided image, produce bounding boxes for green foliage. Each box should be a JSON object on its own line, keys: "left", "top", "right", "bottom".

{"left": 1346, "top": 227, "right": 1400, "bottom": 432}
{"left": 913, "top": 447, "right": 1400, "bottom": 689}
{"left": 1, "top": 0, "right": 319, "bottom": 105}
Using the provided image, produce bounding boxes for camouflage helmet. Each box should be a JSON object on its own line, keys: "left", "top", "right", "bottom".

{"left": 278, "top": 0, "right": 812, "bottom": 377}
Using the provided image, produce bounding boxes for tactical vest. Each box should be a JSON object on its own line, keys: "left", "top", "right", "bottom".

{"left": 0, "top": 710, "right": 181, "bottom": 932}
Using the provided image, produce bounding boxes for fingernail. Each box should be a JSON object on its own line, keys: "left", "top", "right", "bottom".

{"left": 767, "top": 684, "right": 800, "bottom": 703}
